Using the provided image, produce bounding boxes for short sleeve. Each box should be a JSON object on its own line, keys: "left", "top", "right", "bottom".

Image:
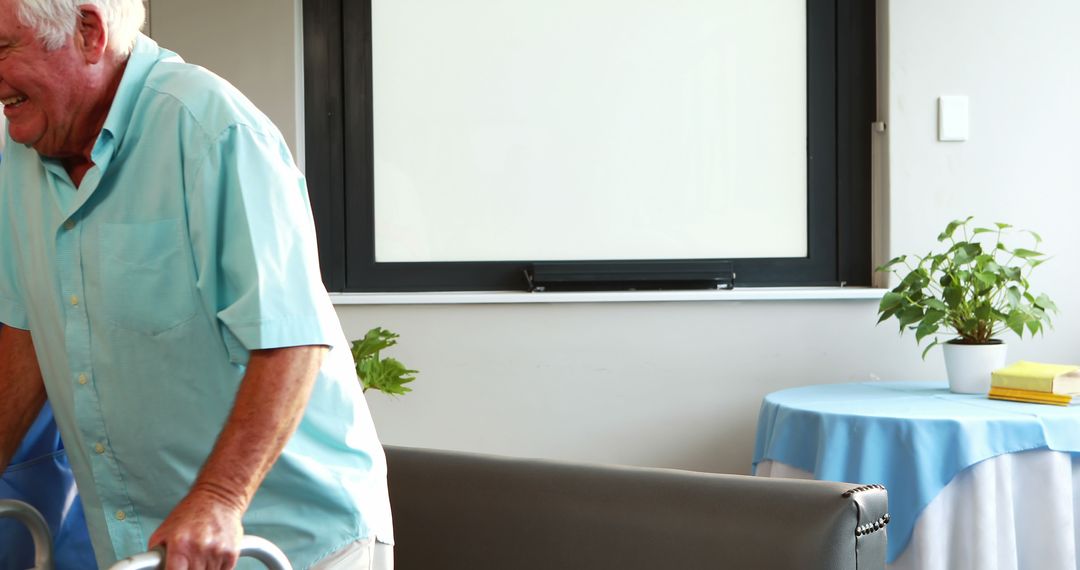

{"left": 185, "top": 124, "right": 340, "bottom": 362}
{"left": 0, "top": 150, "right": 29, "bottom": 329}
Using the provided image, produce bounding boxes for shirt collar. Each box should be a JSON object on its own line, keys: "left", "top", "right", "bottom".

{"left": 92, "top": 34, "right": 180, "bottom": 166}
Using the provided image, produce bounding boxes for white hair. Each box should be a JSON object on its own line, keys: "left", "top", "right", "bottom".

{"left": 16, "top": 0, "right": 146, "bottom": 55}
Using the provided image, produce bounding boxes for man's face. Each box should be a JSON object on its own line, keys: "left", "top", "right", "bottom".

{"left": 0, "top": 0, "right": 90, "bottom": 157}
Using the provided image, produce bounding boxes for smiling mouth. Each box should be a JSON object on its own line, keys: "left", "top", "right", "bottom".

{"left": 1, "top": 94, "right": 28, "bottom": 108}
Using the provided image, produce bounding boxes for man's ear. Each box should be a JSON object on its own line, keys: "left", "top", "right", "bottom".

{"left": 75, "top": 4, "right": 108, "bottom": 63}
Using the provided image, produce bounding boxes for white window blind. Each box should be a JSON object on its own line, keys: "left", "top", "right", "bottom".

{"left": 371, "top": 0, "right": 807, "bottom": 263}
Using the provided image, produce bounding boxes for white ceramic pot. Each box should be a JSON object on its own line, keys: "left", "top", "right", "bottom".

{"left": 942, "top": 341, "right": 1007, "bottom": 394}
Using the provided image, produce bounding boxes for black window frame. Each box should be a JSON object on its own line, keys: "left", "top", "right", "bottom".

{"left": 303, "top": 0, "right": 875, "bottom": 292}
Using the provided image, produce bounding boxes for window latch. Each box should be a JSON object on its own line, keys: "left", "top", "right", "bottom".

{"left": 524, "top": 261, "right": 736, "bottom": 292}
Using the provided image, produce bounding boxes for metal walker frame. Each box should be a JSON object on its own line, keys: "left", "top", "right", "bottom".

{"left": 0, "top": 499, "right": 293, "bottom": 570}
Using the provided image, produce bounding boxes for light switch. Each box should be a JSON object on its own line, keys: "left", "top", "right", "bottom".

{"left": 938, "top": 96, "right": 969, "bottom": 142}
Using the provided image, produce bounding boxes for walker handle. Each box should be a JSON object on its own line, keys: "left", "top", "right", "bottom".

{"left": 0, "top": 499, "right": 54, "bottom": 570}
{"left": 107, "top": 535, "right": 292, "bottom": 570}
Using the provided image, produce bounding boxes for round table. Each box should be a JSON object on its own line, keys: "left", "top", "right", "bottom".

{"left": 753, "top": 381, "right": 1080, "bottom": 570}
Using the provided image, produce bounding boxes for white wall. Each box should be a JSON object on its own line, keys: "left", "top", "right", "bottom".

{"left": 153, "top": 0, "right": 1080, "bottom": 474}
{"left": 887, "top": 0, "right": 1080, "bottom": 276}
{"left": 147, "top": 0, "right": 304, "bottom": 162}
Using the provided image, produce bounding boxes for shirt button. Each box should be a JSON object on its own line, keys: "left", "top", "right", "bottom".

{"left": 78, "top": 374, "right": 88, "bottom": 385}
{"left": 115, "top": 510, "right": 126, "bottom": 521}
{"left": 70, "top": 295, "right": 79, "bottom": 306}
{"left": 94, "top": 443, "right": 105, "bottom": 454}
{"left": 64, "top": 219, "right": 76, "bottom": 230}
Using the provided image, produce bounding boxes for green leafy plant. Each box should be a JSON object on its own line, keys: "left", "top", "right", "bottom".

{"left": 351, "top": 327, "right": 418, "bottom": 395}
{"left": 876, "top": 217, "right": 1058, "bottom": 358}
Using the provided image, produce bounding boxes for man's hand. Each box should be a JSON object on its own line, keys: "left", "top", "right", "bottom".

{"left": 147, "top": 345, "right": 326, "bottom": 569}
{"left": 147, "top": 487, "right": 245, "bottom": 570}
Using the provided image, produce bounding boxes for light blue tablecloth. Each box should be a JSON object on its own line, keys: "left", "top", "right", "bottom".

{"left": 752, "top": 381, "right": 1080, "bottom": 563}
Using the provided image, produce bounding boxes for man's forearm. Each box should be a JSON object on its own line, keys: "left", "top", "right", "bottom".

{"left": 0, "top": 326, "right": 47, "bottom": 472}
{"left": 147, "top": 345, "right": 328, "bottom": 566}
{"left": 188, "top": 345, "right": 327, "bottom": 512}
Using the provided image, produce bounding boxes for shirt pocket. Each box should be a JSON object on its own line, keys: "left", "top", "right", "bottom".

{"left": 100, "top": 218, "right": 200, "bottom": 335}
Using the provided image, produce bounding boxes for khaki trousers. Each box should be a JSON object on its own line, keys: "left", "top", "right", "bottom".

{"left": 311, "top": 538, "right": 394, "bottom": 570}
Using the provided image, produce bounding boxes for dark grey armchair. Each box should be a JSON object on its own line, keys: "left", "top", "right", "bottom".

{"left": 385, "top": 446, "right": 888, "bottom": 570}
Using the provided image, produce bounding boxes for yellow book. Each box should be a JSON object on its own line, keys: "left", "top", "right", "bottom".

{"left": 990, "top": 361, "right": 1080, "bottom": 394}
{"left": 988, "top": 386, "right": 1078, "bottom": 406}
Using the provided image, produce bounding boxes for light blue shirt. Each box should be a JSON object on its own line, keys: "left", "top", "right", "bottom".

{"left": 0, "top": 35, "right": 392, "bottom": 569}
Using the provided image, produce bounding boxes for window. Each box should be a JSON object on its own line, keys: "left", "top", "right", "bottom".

{"left": 303, "top": 0, "right": 875, "bottom": 292}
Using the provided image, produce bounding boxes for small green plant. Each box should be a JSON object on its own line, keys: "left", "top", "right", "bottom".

{"left": 876, "top": 217, "right": 1057, "bottom": 358}
{"left": 351, "top": 327, "right": 418, "bottom": 395}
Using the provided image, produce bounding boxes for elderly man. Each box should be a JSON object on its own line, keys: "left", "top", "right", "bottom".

{"left": 0, "top": 1, "right": 393, "bottom": 569}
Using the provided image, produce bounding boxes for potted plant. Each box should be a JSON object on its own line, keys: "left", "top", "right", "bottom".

{"left": 351, "top": 327, "right": 419, "bottom": 395}
{"left": 876, "top": 217, "right": 1057, "bottom": 393}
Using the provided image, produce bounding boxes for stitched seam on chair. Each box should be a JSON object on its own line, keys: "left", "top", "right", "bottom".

{"left": 854, "top": 513, "right": 891, "bottom": 536}
{"left": 841, "top": 483, "right": 885, "bottom": 497}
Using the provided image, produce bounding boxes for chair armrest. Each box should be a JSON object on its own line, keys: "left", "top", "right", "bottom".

{"left": 385, "top": 446, "right": 887, "bottom": 570}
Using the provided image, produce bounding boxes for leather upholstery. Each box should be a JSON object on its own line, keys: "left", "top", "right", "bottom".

{"left": 385, "top": 446, "right": 888, "bottom": 570}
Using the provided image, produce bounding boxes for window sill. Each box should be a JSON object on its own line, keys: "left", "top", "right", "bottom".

{"left": 329, "top": 287, "right": 887, "bottom": 306}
